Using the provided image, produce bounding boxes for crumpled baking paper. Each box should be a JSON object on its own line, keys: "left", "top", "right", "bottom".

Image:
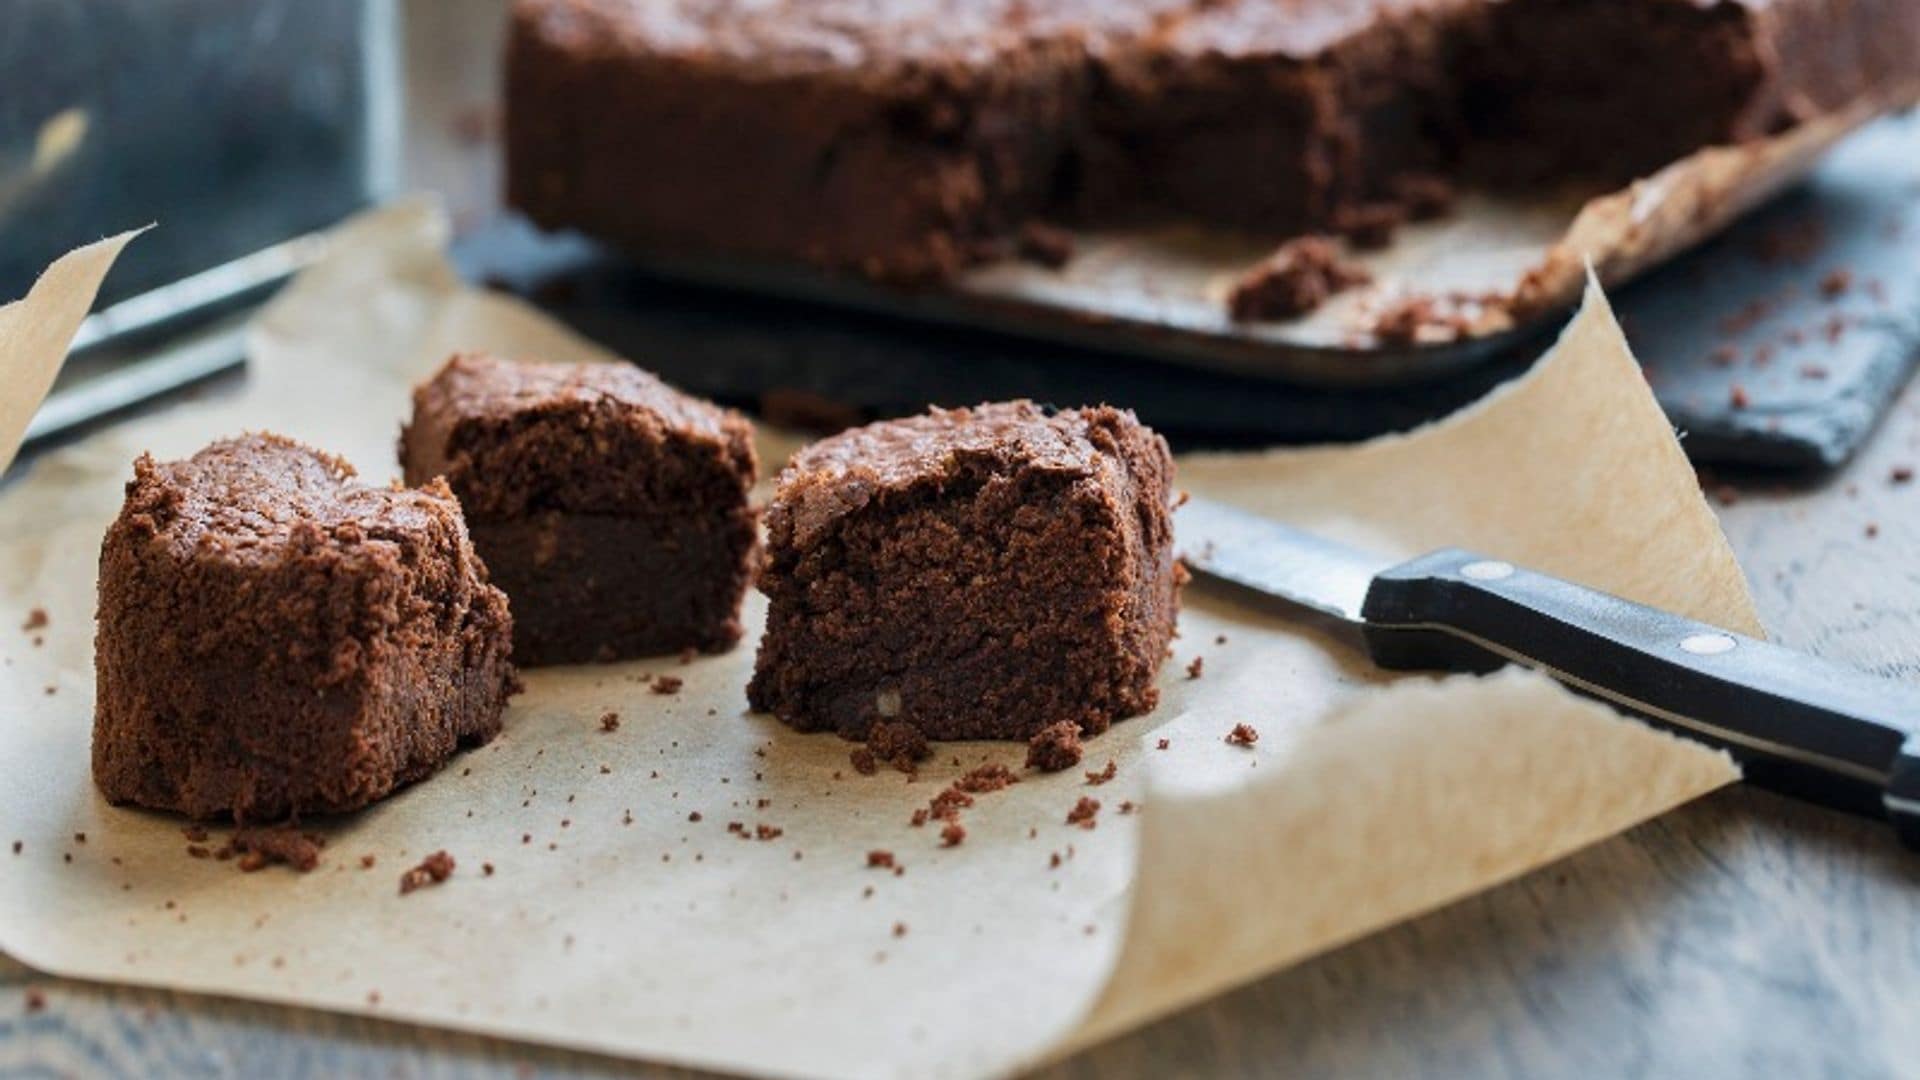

{"left": 0, "top": 201, "right": 1747, "bottom": 1079}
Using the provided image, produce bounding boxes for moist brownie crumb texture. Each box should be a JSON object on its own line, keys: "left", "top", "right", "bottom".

{"left": 402, "top": 353, "right": 758, "bottom": 666}
{"left": 92, "top": 434, "right": 517, "bottom": 822}
{"left": 507, "top": 0, "right": 1920, "bottom": 281}
{"left": 749, "top": 401, "right": 1179, "bottom": 742}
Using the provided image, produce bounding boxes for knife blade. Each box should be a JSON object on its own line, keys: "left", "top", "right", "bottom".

{"left": 1177, "top": 494, "right": 1920, "bottom": 849}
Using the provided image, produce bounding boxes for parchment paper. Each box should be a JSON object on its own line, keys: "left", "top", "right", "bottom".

{"left": 0, "top": 201, "right": 1750, "bottom": 1079}
{"left": 951, "top": 88, "right": 1920, "bottom": 359}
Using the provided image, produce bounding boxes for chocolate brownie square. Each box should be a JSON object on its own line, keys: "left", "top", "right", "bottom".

{"left": 92, "top": 434, "right": 517, "bottom": 822}
{"left": 401, "top": 354, "right": 758, "bottom": 666}
{"left": 748, "top": 401, "right": 1179, "bottom": 742}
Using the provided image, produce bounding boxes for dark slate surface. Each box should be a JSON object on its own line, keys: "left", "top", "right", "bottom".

{"left": 457, "top": 112, "right": 1920, "bottom": 466}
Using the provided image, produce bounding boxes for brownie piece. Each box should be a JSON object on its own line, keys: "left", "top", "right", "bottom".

{"left": 93, "top": 434, "right": 517, "bottom": 822}
{"left": 401, "top": 354, "right": 757, "bottom": 666}
{"left": 748, "top": 401, "right": 1179, "bottom": 742}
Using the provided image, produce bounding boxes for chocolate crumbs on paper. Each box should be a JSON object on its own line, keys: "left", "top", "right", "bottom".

{"left": 399, "top": 851, "right": 456, "bottom": 895}
{"left": 1025, "top": 721, "right": 1084, "bottom": 772}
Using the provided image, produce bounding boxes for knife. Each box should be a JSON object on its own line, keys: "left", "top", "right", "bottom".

{"left": 1177, "top": 495, "right": 1920, "bottom": 849}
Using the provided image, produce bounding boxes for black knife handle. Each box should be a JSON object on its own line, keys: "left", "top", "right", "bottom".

{"left": 1359, "top": 548, "right": 1920, "bottom": 848}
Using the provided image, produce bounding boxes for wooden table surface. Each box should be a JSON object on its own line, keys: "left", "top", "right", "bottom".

{"left": 8, "top": 4, "right": 1920, "bottom": 1076}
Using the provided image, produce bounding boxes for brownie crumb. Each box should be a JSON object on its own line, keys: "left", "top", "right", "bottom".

{"left": 866, "top": 720, "right": 930, "bottom": 774}
{"left": 24, "top": 987, "right": 46, "bottom": 1013}
{"left": 651, "top": 675, "right": 684, "bottom": 695}
{"left": 953, "top": 763, "right": 1019, "bottom": 794}
{"left": 1820, "top": 268, "right": 1853, "bottom": 298}
{"left": 1729, "top": 384, "right": 1750, "bottom": 409}
{"left": 755, "top": 824, "right": 784, "bottom": 841}
{"left": 1017, "top": 221, "right": 1075, "bottom": 269}
{"left": 1155, "top": 738, "right": 1170, "bottom": 750}
{"left": 1025, "top": 721, "right": 1085, "bottom": 772}
{"left": 1119, "top": 800, "right": 1137, "bottom": 814}
{"left": 1226, "top": 723, "right": 1260, "bottom": 747}
{"left": 1334, "top": 202, "right": 1406, "bottom": 250}
{"left": 1228, "top": 236, "right": 1370, "bottom": 322}
{"left": 1067, "top": 797, "right": 1100, "bottom": 829}
{"left": 599, "top": 712, "right": 620, "bottom": 733}
{"left": 939, "top": 821, "right": 967, "bottom": 847}
{"left": 1186, "top": 656, "right": 1204, "bottom": 680}
{"left": 1372, "top": 293, "right": 1489, "bottom": 345}
{"left": 1892, "top": 465, "right": 1914, "bottom": 485}
{"left": 1394, "top": 173, "right": 1456, "bottom": 221}
{"left": 910, "top": 808, "right": 930, "bottom": 828}
{"left": 867, "top": 850, "right": 896, "bottom": 869}
{"left": 892, "top": 922, "right": 908, "bottom": 938}
{"left": 20, "top": 608, "right": 48, "bottom": 633}
{"left": 399, "top": 850, "right": 456, "bottom": 895}
{"left": 483, "top": 862, "right": 495, "bottom": 877}
{"left": 927, "top": 787, "right": 974, "bottom": 822}
{"left": 689, "top": 811, "right": 703, "bottom": 822}
{"left": 225, "top": 827, "right": 325, "bottom": 873}
{"left": 360, "top": 855, "right": 377, "bottom": 869}
{"left": 1084, "top": 760, "right": 1118, "bottom": 786}
{"left": 850, "top": 748, "right": 879, "bottom": 776}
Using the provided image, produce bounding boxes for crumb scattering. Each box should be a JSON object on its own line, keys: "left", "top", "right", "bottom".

{"left": 24, "top": 987, "right": 46, "bottom": 1013}
{"left": 940, "top": 822, "right": 967, "bottom": 847}
{"left": 1017, "top": 221, "right": 1075, "bottom": 269}
{"left": 223, "top": 827, "right": 326, "bottom": 873}
{"left": 866, "top": 850, "right": 896, "bottom": 869}
{"left": 599, "top": 712, "right": 620, "bottom": 732}
{"left": 866, "top": 720, "right": 930, "bottom": 775}
{"left": 1186, "top": 656, "right": 1204, "bottom": 680}
{"left": 1025, "top": 721, "right": 1084, "bottom": 772}
{"left": 651, "top": 675, "right": 684, "bottom": 695}
{"left": 1226, "top": 723, "right": 1260, "bottom": 747}
{"left": 21, "top": 608, "right": 48, "bottom": 633}
{"left": 1227, "top": 235, "right": 1371, "bottom": 322}
{"left": 398, "top": 850, "right": 456, "bottom": 895}
{"left": 1067, "top": 796, "right": 1101, "bottom": 829}
{"left": 953, "top": 763, "right": 1019, "bottom": 793}
{"left": 1084, "top": 760, "right": 1118, "bottom": 786}
{"left": 849, "top": 748, "right": 879, "bottom": 776}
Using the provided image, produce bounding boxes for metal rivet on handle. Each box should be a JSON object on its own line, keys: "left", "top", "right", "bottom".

{"left": 1680, "top": 633, "right": 1737, "bottom": 656}
{"left": 1460, "top": 560, "right": 1515, "bottom": 581}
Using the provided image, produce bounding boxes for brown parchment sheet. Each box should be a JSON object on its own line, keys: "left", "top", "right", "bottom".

{"left": 958, "top": 91, "right": 1919, "bottom": 354}
{"left": 0, "top": 201, "right": 1752, "bottom": 1080}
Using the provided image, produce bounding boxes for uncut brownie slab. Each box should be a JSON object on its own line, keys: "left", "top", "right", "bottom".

{"left": 506, "top": 0, "right": 1920, "bottom": 281}
{"left": 748, "top": 402, "right": 1179, "bottom": 742}
{"left": 93, "top": 434, "right": 517, "bottom": 822}
{"left": 401, "top": 354, "right": 758, "bottom": 666}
